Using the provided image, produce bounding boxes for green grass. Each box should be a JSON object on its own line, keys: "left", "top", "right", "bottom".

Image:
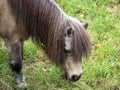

{"left": 0, "top": 0, "right": 120, "bottom": 89}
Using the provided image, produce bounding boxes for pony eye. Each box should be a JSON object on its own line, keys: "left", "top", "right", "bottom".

{"left": 64, "top": 49, "right": 71, "bottom": 53}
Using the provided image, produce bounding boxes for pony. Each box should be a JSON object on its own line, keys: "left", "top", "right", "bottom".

{"left": 0, "top": 0, "right": 91, "bottom": 88}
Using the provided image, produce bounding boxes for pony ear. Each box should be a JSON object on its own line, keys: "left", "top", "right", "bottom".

{"left": 82, "top": 22, "right": 88, "bottom": 30}
{"left": 66, "top": 27, "right": 74, "bottom": 36}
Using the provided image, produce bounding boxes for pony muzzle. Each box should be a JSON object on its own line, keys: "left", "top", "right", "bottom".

{"left": 65, "top": 72, "right": 82, "bottom": 82}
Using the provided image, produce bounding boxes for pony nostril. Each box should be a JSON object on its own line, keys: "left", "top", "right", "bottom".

{"left": 71, "top": 75, "right": 79, "bottom": 81}
{"left": 71, "top": 74, "right": 82, "bottom": 82}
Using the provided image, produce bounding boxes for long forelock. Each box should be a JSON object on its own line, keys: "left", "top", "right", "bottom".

{"left": 70, "top": 19, "right": 91, "bottom": 61}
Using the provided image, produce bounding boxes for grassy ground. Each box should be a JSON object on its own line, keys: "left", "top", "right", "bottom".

{"left": 0, "top": 0, "right": 120, "bottom": 90}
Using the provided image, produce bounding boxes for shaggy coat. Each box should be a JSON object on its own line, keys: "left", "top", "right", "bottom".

{"left": 1, "top": 0, "right": 91, "bottom": 65}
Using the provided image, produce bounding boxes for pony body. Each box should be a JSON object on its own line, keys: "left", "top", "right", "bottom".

{"left": 0, "top": 0, "right": 91, "bottom": 88}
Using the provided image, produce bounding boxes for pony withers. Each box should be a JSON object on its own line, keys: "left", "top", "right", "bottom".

{"left": 0, "top": 0, "right": 91, "bottom": 88}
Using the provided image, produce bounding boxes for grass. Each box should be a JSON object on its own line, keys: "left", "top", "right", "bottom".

{"left": 0, "top": 0, "right": 120, "bottom": 90}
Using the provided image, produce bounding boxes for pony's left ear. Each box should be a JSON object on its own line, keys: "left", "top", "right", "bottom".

{"left": 66, "top": 27, "right": 74, "bottom": 36}
{"left": 82, "top": 22, "right": 88, "bottom": 30}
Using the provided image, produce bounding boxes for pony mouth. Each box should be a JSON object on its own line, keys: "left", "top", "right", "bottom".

{"left": 64, "top": 72, "right": 81, "bottom": 82}
{"left": 70, "top": 75, "right": 81, "bottom": 82}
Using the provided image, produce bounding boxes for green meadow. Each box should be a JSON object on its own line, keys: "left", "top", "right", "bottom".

{"left": 0, "top": 0, "right": 120, "bottom": 90}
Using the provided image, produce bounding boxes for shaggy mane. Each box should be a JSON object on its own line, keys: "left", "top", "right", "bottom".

{"left": 8, "top": 0, "right": 91, "bottom": 65}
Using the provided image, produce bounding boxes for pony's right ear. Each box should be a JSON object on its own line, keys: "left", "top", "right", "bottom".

{"left": 80, "top": 20, "right": 88, "bottom": 30}
{"left": 65, "top": 27, "right": 74, "bottom": 36}
{"left": 82, "top": 22, "right": 88, "bottom": 30}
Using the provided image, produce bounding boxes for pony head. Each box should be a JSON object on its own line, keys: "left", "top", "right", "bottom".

{"left": 62, "top": 18, "right": 90, "bottom": 82}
